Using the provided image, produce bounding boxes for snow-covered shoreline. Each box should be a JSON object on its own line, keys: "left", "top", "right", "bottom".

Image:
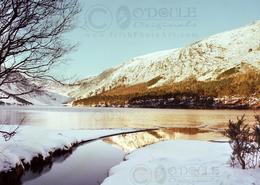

{"left": 102, "top": 140, "right": 260, "bottom": 185}
{"left": 2, "top": 125, "right": 260, "bottom": 185}
{"left": 0, "top": 125, "right": 138, "bottom": 173}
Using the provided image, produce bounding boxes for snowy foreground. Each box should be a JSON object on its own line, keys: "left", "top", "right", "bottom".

{"left": 1, "top": 126, "right": 260, "bottom": 185}
{"left": 102, "top": 140, "right": 260, "bottom": 185}
{"left": 0, "top": 125, "right": 135, "bottom": 172}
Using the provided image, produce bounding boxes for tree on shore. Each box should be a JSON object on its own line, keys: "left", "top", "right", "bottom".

{"left": 0, "top": 0, "right": 79, "bottom": 98}
{"left": 225, "top": 115, "right": 260, "bottom": 169}
{"left": 0, "top": 0, "right": 80, "bottom": 138}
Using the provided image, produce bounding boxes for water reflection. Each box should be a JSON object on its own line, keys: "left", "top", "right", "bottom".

{"left": 104, "top": 128, "right": 225, "bottom": 152}
{"left": 1, "top": 128, "right": 226, "bottom": 185}
{"left": 0, "top": 106, "right": 258, "bottom": 129}
{"left": 22, "top": 141, "right": 124, "bottom": 185}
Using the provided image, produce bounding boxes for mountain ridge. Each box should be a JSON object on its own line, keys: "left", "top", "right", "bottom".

{"left": 2, "top": 21, "right": 259, "bottom": 107}
{"left": 69, "top": 21, "right": 260, "bottom": 108}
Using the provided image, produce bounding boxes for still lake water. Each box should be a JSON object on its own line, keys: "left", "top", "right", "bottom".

{"left": 22, "top": 141, "right": 124, "bottom": 185}
{"left": 0, "top": 106, "right": 259, "bottom": 129}
{"left": 1, "top": 106, "right": 259, "bottom": 185}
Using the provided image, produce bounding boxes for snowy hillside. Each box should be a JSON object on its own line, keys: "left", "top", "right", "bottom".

{"left": 0, "top": 72, "right": 69, "bottom": 105}
{"left": 70, "top": 21, "right": 260, "bottom": 100}
{"left": 0, "top": 86, "right": 69, "bottom": 106}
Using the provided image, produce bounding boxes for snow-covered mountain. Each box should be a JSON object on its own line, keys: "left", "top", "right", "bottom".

{"left": 0, "top": 89, "right": 68, "bottom": 106}
{"left": 3, "top": 21, "right": 259, "bottom": 106}
{"left": 70, "top": 21, "right": 260, "bottom": 100}
{"left": 0, "top": 72, "right": 69, "bottom": 105}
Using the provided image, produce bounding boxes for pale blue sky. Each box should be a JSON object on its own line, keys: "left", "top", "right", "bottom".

{"left": 57, "top": 0, "right": 260, "bottom": 79}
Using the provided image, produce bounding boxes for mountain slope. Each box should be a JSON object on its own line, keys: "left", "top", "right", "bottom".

{"left": 70, "top": 21, "right": 260, "bottom": 104}
{"left": 0, "top": 72, "right": 69, "bottom": 105}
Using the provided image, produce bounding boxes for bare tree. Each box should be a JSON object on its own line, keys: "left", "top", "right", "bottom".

{"left": 0, "top": 118, "right": 24, "bottom": 141}
{"left": 0, "top": 0, "right": 80, "bottom": 98}
{"left": 0, "top": 0, "right": 80, "bottom": 138}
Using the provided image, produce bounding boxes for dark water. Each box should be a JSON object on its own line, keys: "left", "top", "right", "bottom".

{"left": 22, "top": 141, "right": 124, "bottom": 185}
{"left": 0, "top": 106, "right": 259, "bottom": 129}
{"left": 10, "top": 128, "right": 224, "bottom": 185}
{"left": 19, "top": 127, "right": 225, "bottom": 185}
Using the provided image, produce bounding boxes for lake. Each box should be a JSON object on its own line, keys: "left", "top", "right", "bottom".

{"left": 0, "top": 106, "right": 259, "bottom": 129}
{"left": 1, "top": 106, "right": 259, "bottom": 185}
{"left": 22, "top": 140, "right": 124, "bottom": 185}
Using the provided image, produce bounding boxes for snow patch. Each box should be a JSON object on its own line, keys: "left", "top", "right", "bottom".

{"left": 102, "top": 140, "right": 260, "bottom": 185}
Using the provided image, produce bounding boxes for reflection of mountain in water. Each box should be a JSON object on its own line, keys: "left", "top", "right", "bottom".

{"left": 104, "top": 128, "right": 225, "bottom": 152}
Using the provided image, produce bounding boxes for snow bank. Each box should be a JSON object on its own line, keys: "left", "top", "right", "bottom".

{"left": 102, "top": 140, "right": 260, "bottom": 185}
{"left": 0, "top": 125, "right": 134, "bottom": 172}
